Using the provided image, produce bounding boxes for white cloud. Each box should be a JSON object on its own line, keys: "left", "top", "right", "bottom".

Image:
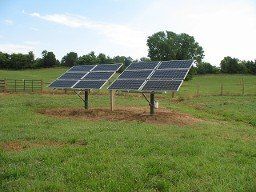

{"left": 135, "top": 0, "right": 256, "bottom": 65}
{"left": 0, "top": 35, "right": 3, "bottom": 39}
{"left": 29, "top": 27, "right": 39, "bottom": 31}
{"left": 24, "top": 41, "right": 40, "bottom": 45}
{"left": 22, "top": 1, "right": 256, "bottom": 64}
{"left": 4, "top": 19, "right": 14, "bottom": 25}
{"left": 0, "top": 43, "right": 35, "bottom": 54}
{"left": 25, "top": 11, "right": 147, "bottom": 58}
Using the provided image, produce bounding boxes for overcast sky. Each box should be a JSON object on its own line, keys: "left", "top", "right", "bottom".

{"left": 0, "top": 0, "right": 256, "bottom": 66}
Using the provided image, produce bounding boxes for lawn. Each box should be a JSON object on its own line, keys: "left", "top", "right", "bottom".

{"left": 1, "top": 69, "right": 256, "bottom": 191}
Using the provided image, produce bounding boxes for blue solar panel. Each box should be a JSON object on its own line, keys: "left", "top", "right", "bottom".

{"left": 108, "top": 79, "right": 145, "bottom": 90}
{"left": 151, "top": 69, "right": 188, "bottom": 80}
{"left": 59, "top": 72, "right": 87, "bottom": 80}
{"left": 68, "top": 65, "right": 96, "bottom": 72}
{"left": 126, "top": 61, "right": 159, "bottom": 70}
{"left": 92, "top": 64, "right": 122, "bottom": 71}
{"left": 142, "top": 80, "right": 182, "bottom": 91}
{"left": 158, "top": 60, "right": 193, "bottom": 69}
{"left": 73, "top": 80, "right": 106, "bottom": 89}
{"left": 49, "top": 80, "right": 77, "bottom": 88}
{"left": 119, "top": 70, "right": 152, "bottom": 79}
{"left": 82, "top": 72, "right": 113, "bottom": 80}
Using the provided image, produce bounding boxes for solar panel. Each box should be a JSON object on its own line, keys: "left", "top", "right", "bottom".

{"left": 151, "top": 69, "right": 188, "bottom": 80}
{"left": 68, "top": 65, "right": 96, "bottom": 72}
{"left": 82, "top": 72, "right": 113, "bottom": 80}
{"left": 119, "top": 70, "right": 152, "bottom": 79}
{"left": 158, "top": 60, "right": 193, "bottom": 69}
{"left": 92, "top": 64, "right": 122, "bottom": 71}
{"left": 108, "top": 79, "right": 145, "bottom": 90}
{"left": 49, "top": 63, "right": 122, "bottom": 90}
{"left": 108, "top": 60, "right": 194, "bottom": 92}
{"left": 126, "top": 61, "right": 160, "bottom": 70}
{"left": 59, "top": 72, "right": 87, "bottom": 80}
{"left": 73, "top": 80, "right": 106, "bottom": 89}
{"left": 142, "top": 80, "right": 182, "bottom": 91}
{"left": 49, "top": 80, "right": 77, "bottom": 88}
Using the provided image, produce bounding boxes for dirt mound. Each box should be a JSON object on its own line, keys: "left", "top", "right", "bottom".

{"left": 39, "top": 107, "right": 201, "bottom": 126}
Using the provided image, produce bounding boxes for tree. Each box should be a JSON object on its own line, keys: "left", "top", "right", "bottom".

{"left": 0, "top": 52, "right": 9, "bottom": 69}
{"left": 77, "top": 51, "right": 98, "bottom": 65}
{"left": 147, "top": 31, "right": 204, "bottom": 62}
{"left": 220, "top": 56, "right": 241, "bottom": 73}
{"left": 41, "top": 50, "right": 57, "bottom": 68}
{"left": 61, "top": 52, "right": 78, "bottom": 67}
{"left": 97, "top": 53, "right": 113, "bottom": 64}
{"left": 243, "top": 60, "right": 256, "bottom": 75}
{"left": 140, "top": 57, "right": 151, "bottom": 62}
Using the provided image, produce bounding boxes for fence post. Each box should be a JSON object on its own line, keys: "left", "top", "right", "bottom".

{"left": 32, "top": 80, "right": 34, "bottom": 92}
{"left": 23, "top": 80, "right": 26, "bottom": 92}
{"left": 14, "top": 80, "right": 16, "bottom": 92}
{"left": 40, "top": 80, "right": 43, "bottom": 93}
{"left": 241, "top": 78, "right": 244, "bottom": 96}
{"left": 4, "top": 79, "right": 7, "bottom": 93}
{"left": 220, "top": 83, "right": 223, "bottom": 96}
{"left": 171, "top": 92, "right": 175, "bottom": 98}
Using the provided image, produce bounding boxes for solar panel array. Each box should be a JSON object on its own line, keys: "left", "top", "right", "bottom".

{"left": 108, "top": 60, "right": 194, "bottom": 92}
{"left": 49, "top": 64, "right": 122, "bottom": 90}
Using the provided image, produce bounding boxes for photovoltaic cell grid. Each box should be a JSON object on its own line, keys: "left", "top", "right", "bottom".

{"left": 108, "top": 60, "right": 194, "bottom": 92}
{"left": 49, "top": 63, "right": 122, "bottom": 89}
{"left": 142, "top": 80, "right": 183, "bottom": 91}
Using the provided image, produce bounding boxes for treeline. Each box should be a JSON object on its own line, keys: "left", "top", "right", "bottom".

{"left": 0, "top": 50, "right": 255, "bottom": 75}
{"left": 195, "top": 57, "right": 256, "bottom": 75}
{"left": 0, "top": 51, "right": 133, "bottom": 70}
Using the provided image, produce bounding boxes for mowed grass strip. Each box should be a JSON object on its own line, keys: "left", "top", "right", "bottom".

{"left": 1, "top": 92, "right": 256, "bottom": 191}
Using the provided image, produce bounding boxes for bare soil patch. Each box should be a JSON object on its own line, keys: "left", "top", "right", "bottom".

{"left": 39, "top": 107, "right": 202, "bottom": 126}
{"left": 1, "top": 139, "right": 86, "bottom": 152}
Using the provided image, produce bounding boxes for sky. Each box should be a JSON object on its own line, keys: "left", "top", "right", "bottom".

{"left": 0, "top": 0, "right": 256, "bottom": 66}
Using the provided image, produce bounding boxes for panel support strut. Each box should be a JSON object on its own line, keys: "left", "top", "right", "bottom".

{"left": 150, "top": 92, "right": 155, "bottom": 115}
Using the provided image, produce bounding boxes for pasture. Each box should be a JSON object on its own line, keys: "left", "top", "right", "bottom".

{"left": 1, "top": 68, "right": 256, "bottom": 191}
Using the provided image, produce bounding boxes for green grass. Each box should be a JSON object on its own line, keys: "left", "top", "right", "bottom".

{"left": 1, "top": 69, "right": 256, "bottom": 191}
{"left": 1, "top": 92, "right": 256, "bottom": 191}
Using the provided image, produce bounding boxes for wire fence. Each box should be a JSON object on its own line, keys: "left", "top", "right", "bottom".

{"left": 0, "top": 78, "right": 256, "bottom": 97}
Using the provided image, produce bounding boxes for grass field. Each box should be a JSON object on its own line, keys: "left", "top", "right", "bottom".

{"left": 1, "top": 69, "right": 256, "bottom": 191}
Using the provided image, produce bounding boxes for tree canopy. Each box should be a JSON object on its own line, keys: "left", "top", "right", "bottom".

{"left": 147, "top": 31, "right": 204, "bottom": 62}
{"left": 61, "top": 52, "right": 78, "bottom": 67}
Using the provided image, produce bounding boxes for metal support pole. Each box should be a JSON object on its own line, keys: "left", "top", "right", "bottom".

{"left": 84, "top": 90, "right": 89, "bottom": 109}
{"left": 110, "top": 90, "right": 115, "bottom": 111}
{"left": 150, "top": 92, "right": 155, "bottom": 115}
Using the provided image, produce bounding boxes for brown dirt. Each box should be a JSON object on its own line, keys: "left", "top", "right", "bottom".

{"left": 38, "top": 107, "right": 202, "bottom": 126}
{"left": 1, "top": 139, "right": 86, "bottom": 152}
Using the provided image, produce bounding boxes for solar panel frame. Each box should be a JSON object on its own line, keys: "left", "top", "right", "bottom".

{"left": 67, "top": 65, "right": 97, "bottom": 72}
{"left": 158, "top": 60, "right": 194, "bottom": 69}
{"left": 58, "top": 72, "right": 88, "bottom": 80}
{"left": 49, "top": 80, "right": 78, "bottom": 89}
{"left": 126, "top": 61, "right": 160, "bottom": 70}
{"left": 118, "top": 70, "right": 153, "bottom": 79}
{"left": 82, "top": 71, "right": 114, "bottom": 80}
{"left": 48, "top": 63, "right": 123, "bottom": 90}
{"left": 141, "top": 80, "right": 183, "bottom": 92}
{"left": 150, "top": 69, "right": 188, "bottom": 80}
{"left": 108, "top": 60, "right": 195, "bottom": 92}
{"left": 92, "top": 63, "right": 122, "bottom": 72}
{"left": 72, "top": 80, "right": 107, "bottom": 90}
{"left": 108, "top": 79, "right": 146, "bottom": 91}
